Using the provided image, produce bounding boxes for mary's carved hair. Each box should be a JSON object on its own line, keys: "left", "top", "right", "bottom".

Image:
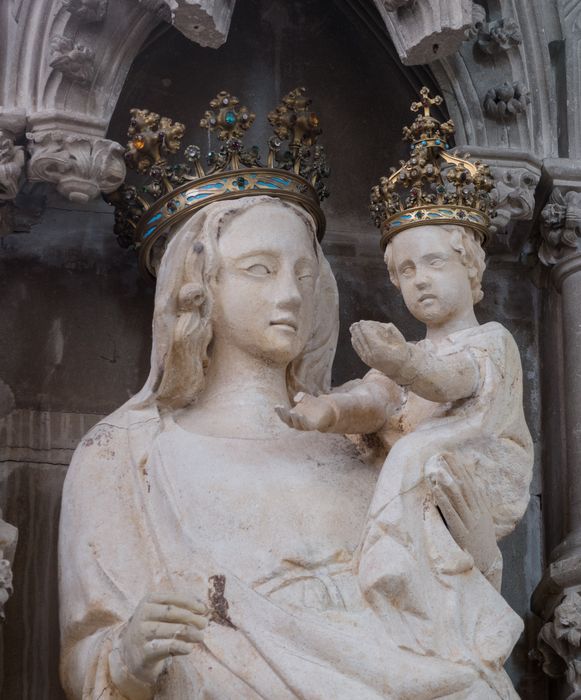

{"left": 133, "top": 195, "right": 339, "bottom": 410}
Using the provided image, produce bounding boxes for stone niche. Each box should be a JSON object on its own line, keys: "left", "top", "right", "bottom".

{"left": 0, "top": 0, "right": 545, "bottom": 697}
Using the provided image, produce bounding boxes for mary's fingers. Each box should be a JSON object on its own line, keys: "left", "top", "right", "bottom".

{"left": 143, "top": 639, "right": 197, "bottom": 663}
{"left": 145, "top": 593, "right": 208, "bottom": 616}
{"left": 145, "top": 604, "right": 207, "bottom": 627}
{"left": 144, "top": 620, "right": 206, "bottom": 643}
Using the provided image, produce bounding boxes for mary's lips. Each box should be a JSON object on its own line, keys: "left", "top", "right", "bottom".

{"left": 418, "top": 294, "right": 437, "bottom": 302}
{"left": 270, "top": 318, "right": 297, "bottom": 331}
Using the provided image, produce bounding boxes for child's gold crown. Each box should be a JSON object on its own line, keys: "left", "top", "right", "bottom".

{"left": 370, "top": 87, "right": 496, "bottom": 250}
{"left": 106, "top": 88, "right": 329, "bottom": 278}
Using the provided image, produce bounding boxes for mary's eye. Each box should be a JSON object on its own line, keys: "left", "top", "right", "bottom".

{"left": 245, "top": 263, "right": 270, "bottom": 276}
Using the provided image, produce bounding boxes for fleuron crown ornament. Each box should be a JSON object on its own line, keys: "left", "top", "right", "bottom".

{"left": 107, "top": 88, "right": 330, "bottom": 278}
{"left": 370, "top": 87, "right": 496, "bottom": 250}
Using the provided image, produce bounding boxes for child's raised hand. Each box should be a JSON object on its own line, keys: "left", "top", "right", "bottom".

{"left": 350, "top": 321, "right": 411, "bottom": 377}
{"left": 275, "top": 392, "right": 337, "bottom": 432}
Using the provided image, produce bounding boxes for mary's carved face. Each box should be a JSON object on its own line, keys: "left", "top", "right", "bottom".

{"left": 211, "top": 201, "right": 319, "bottom": 365}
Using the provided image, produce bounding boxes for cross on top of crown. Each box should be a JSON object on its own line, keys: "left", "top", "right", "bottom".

{"left": 411, "top": 87, "right": 443, "bottom": 117}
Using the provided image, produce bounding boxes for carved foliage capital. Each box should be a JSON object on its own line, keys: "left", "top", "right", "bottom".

{"left": 474, "top": 18, "right": 522, "bottom": 55}
{"left": 27, "top": 131, "right": 125, "bottom": 202}
{"left": 0, "top": 134, "right": 26, "bottom": 201}
{"left": 0, "top": 516, "right": 17, "bottom": 621}
{"left": 490, "top": 165, "right": 538, "bottom": 234}
{"left": 380, "top": 0, "right": 413, "bottom": 11}
{"left": 484, "top": 82, "right": 530, "bottom": 122}
{"left": 62, "top": 0, "right": 108, "bottom": 23}
{"left": 539, "top": 189, "right": 581, "bottom": 266}
{"left": 50, "top": 35, "right": 95, "bottom": 85}
{"left": 536, "top": 589, "right": 581, "bottom": 694}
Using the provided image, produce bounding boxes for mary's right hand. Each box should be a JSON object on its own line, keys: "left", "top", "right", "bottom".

{"left": 114, "top": 592, "right": 208, "bottom": 691}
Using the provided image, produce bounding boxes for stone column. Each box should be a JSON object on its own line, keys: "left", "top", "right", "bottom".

{"left": 532, "top": 160, "right": 581, "bottom": 698}
{"left": 555, "top": 253, "right": 581, "bottom": 554}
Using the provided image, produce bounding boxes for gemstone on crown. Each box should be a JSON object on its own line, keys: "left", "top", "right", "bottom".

{"left": 105, "top": 88, "right": 329, "bottom": 279}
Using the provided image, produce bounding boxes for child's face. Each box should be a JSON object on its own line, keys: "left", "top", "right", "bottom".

{"left": 387, "top": 225, "right": 474, "bottom": 327}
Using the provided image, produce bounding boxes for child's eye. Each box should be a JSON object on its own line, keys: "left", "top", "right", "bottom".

{"left": 400, "top": 266, "right": 414, "bottom": 277}
{"left": 430, "top": 258, "right": 445, "bottom": 267}
{"left": 245, "top": 264, "right": 270, "bottom": 276}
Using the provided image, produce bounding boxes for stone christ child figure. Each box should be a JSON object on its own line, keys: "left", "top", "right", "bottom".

{"left": 277, "top": 88, "right": 534, "bottom": 697}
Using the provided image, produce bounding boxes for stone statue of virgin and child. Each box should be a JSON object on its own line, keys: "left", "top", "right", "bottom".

{"left": 58, "top": 88, "right": 533, "bottom": 699}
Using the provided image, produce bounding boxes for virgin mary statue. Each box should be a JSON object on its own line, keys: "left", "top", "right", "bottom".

{"left": 59, "top": 92, "right": 529, "bottom": 700}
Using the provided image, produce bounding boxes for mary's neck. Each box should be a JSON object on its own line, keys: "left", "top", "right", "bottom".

{"left": 175, "top": 341, "right": 292, "bottom": 438}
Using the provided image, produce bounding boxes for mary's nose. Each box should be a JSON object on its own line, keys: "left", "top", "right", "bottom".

{"left": 273, "top": 269, "right": 302, "bottom": 310}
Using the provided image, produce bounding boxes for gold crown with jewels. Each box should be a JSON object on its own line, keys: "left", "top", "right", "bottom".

{"left": 106, "top": 88, "right": 329, "bottom": 278}
{"left": 370, "top": 87, "right": 496, "bottom": 249}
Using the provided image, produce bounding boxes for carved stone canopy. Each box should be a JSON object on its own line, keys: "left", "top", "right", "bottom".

{"left": 373, "top": 0, "right": 476, "bottom": 65}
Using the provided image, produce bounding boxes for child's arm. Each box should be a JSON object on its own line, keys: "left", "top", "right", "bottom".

{"left": 275, "top": 372, "right": 397, "bottom": 434}
{"left": 351, "top": 321, "right": 479, "bottom": 403}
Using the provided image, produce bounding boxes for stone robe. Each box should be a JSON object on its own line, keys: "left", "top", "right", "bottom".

{"left": 59, "top": 322, "right": 532, "bottom": 699}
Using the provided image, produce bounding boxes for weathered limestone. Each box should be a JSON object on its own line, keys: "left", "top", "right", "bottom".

{"left": 59, "top": 193, "right": 533, "bottom": 698}
{"left": 372, "top": 0, "right": 476, "bottom": 65}
{"left": 0, "top": 0, "right": 236, "bottom": 219}
{"left": 0, "top": 514, "right": 16, "bottom": 622}
{"left": 532, "top": 159, "right": 581, "bottom": 697}
{"left": 138, "top": 0, "right": 236, "bottom": 48}
{"left": 474, "top": 17, "right": 522, "bottom": 55}
{"left": 461, "top": 147, "right": 542, "bottom": 249}
{"left": 27, "top": 125, "right": 125, "bottom": 203}
{"left": 483, "top": 81, "right": 530, "bottom": 122}
{"left": 431, "top": 2, "right": 557, "bottom": 156}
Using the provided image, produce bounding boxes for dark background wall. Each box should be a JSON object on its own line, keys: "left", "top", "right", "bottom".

{"left": 0, "top": 0, "right": 546, "bottom": 697}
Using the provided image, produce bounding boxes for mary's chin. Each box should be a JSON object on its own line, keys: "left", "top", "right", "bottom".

{"left": 258, "top": 328, "right": 307, "bottom": 365}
